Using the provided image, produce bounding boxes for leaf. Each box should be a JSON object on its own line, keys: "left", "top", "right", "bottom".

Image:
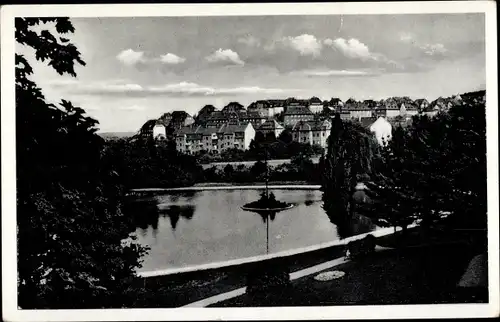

{"left": 55, "top": 18, "right": 75, "bottom": 34}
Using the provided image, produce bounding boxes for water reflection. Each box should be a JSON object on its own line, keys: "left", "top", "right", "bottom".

{"left": 252, "top": 210, "right": 279, "bottom": 223}
{"left": 124, "top": 197, "right": 195, "bottom": 232}
{"left": 157, "top": 204, "right": 195, "bottom": 230}
{"left": 125, "top": 189, "right": 376, "bottom": 272}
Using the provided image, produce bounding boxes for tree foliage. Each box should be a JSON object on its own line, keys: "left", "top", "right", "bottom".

{"left": 321, "top": 115, "right": 379, "bottom": 229}
{"left": 16, "top": 17, "right": 147, "bottom": 309}
{"left": 362, "top": 97, "right": 487, "bottom": 231}
{"left": 103, "top": 137, "right": 203, "bottom": 189}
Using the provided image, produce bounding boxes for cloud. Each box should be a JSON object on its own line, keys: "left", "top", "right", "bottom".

{"left": 145, "top": 82, "right": 290, "bottom": 96}
{"left": 50, "top": 80, "right": 296, "bottom": 97}
{"left": 292, "top": 69, "right": 382, "bottom": 77}
{"left": 159, "top": 53, "right": 186, "bottom": 64}
{"left": 117, "top": 49, "right": 186, "bottom": 67}
{"left": 282, "top": 34, "right": 322, "bottom": 57}
{"left": 120, "top": 105, "right": 147, "bottom": 111}
{"left": 398, "top": 32, "right": 449, "bottom": 57}
{"left": 116, "top": 49, "right": 145, "bottom": 66}
{"left": 238, "top": 36, "right": 261, "bottom": 47}
{"left": 326, "top": 38, "right": 375, "bottom": 61}
{"left": 246, "top": 35, "right": 404, "bottom": 75}
{"left": 205, "top": 48, "right": 245, "bottom": 66}
{"left": 420, "top": 43, "right": 447, "bottom": 56}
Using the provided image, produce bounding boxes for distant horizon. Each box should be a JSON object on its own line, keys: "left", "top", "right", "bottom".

{"left": 19, "top": 14, "right": 485, "bottom": 133}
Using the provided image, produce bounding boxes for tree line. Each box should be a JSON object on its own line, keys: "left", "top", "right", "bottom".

{"left": 321, "top": 95, "right": 487, "bottom": 237}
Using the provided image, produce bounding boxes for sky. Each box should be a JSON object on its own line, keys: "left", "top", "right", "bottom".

{"left": 18, "top": 14, "right": 486, "bottom": 133}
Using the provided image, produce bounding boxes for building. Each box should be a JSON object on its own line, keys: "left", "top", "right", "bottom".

{"left": 374, "top": 105, "right": 387, "bottom": 118}
{"left": 257, "top": 119, "right": 284, "bottom": 138}
{"left": 369, "top": 117, "right": 392, "bottom": 146}
{"left": 399, "top": 98, "right": 419, "bottom": 117}
{"left": 158, "top": 112, "right": 173, "bottom": 125}
{"left": 170, "top": 111, "right": 195, "bottom": 129}
{"left": 340, "top": 98, "right": 372, "bottom": 119}
{"left": 240, "top": 111, "right": 267, "bottom": 127}
{"left": 217, "top": 122, "right": 256, "bottom": 152}
{"left": 138, "top": 119, "right": 158, "bottom": 139}
{"left": 195, "top": 105, "right": 217, "bottom": 125}
{"left": 338, "top": 110, "right": 351, "bottom": 120}
{"left": 350, "top": 101, "right": 375, "bottom": 119}
{"left": 326, "top": 98, "right": 344, "bottom": 112}
{"left": 247, "top": 100, "right": 275, "bottom": 118}
{"left": 267, "top": 99, "right": 286, "bottom": 115}
{"left": 291, "top": 120, "right": 332, "bottom": 149}
{"left": 308, "top": 96, "right": 324, "bottom": 114}
{"left": 423, "top": 97, "right": 453, "bottom": 118}
{"left": 205, "top": 111, "right": 229, "bottom": 126}
{"left": 251, "top": 99, "right": 288, "bottom": 118}
{"left": 175, "top": 122, "right": 255, "bottom": 154}
{"left": 205, "top": 109, "right": 265, "bottom": 128}
{"left": 152, "top": 122, "right": 167, "bottom": 139}
{"left": 430, "top": 97, "right": 454, "bottom": 112}
{"left": 383, "top": 98, "right": 401, "bottom": 118}
{"left": 175, "top": 125, "right": 202, "bottom": 154}
{"left": 222, "top": 102, "right": 246, "bottom": 114}
{"left": 283, "top": 104, "right": 314, "bottom": 126}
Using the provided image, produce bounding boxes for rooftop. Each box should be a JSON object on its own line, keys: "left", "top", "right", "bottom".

{"left": 258, "top": 119, "right": 284, "bottom": 131}
{"left": 285, "top": 105, "right": 313, "bottom": 115}
{"left": 292, "top": 120, "right": 331, "bottom": 131}
{"left": 219, "top": 123, "right": 251, "bottom": 134}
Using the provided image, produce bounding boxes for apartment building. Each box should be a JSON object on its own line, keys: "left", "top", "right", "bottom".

{"left": 283, "top": 104, "right": 314, "bottom": 126}
{"left": 291, "top": 120, "right": 332, "bottom": 149}
{"left": 308, "top": 96, "right": 324, "bottom": 114}
{"left": 175, "top": 122, "right": 255, "bottom": 154}
{"left": 257, "top": 119, "right": 285, "bottom": 138}
{"left": 267, "top": 99, "right": 286, "bottom": 115}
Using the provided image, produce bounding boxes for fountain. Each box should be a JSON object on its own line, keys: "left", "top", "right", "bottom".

{"left": 240, "top": 141, "right": 295, "bottom": 295}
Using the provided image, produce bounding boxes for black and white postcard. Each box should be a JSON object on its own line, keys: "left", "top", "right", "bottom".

{"left": 1, "top": 2, "right": 498, "bottom": 321}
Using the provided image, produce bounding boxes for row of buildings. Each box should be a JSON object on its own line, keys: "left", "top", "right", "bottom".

{"left": 173, "top": 118, "right": 333, "bottom": 155}
{"left": 139, "top": 92, "right": 474, "bottom": 154}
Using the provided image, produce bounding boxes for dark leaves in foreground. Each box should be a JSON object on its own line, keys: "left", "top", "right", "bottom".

{"left": 16, "top": 17, "right": 148, "bottom": 309}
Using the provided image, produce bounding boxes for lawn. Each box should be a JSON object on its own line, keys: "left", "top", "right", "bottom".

{"left": 212, "top": 229, "right": 488, "bottom": 307}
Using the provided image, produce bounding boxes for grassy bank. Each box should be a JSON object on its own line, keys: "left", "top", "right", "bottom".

{"left": 130, "top": 227, "right": 485, "bottom": 308}
{"left": 212, "top": 229, "right": 487, "bottom": 307}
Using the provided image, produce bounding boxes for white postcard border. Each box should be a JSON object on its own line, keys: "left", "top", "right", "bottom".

{"left": 1, "top": 2, "right": 498, "bottom": 321}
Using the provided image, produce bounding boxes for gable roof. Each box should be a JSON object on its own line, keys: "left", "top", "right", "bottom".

{"left": 139, "top": 119, "right": 158, "bottom": 133}
{"left": 309, "top": 96, "right": 322, "bottom": 104}
{"left": 258, "top": 119, "right": 284, "bottom": 131}
{"left": 175, "top": 125, "right": 200, "bottom": 136}
{"left": 241, "top": 111, "right": 266, "bottom": 119}
{"left": 292, "top": 120, "right": 331, "bottom": 131}
{"left": 284, "top": 105, "right": 313, "bottom": 115}
{"left": 266, "top": 99, "right": 286, "bottom": 106}
{"left": 219, "top": 123, "right": 251, "bottom": 134}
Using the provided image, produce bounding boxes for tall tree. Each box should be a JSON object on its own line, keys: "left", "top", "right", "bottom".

{"left": 321, "top": 114, "right": 379, "bottom": 232}
{"left": 16, "top": 17, "right": 147, "bottom": 309}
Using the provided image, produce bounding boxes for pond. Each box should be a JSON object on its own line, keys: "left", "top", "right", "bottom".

{"left": 125, "top": 189, "right": 373, "bottom": 273}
